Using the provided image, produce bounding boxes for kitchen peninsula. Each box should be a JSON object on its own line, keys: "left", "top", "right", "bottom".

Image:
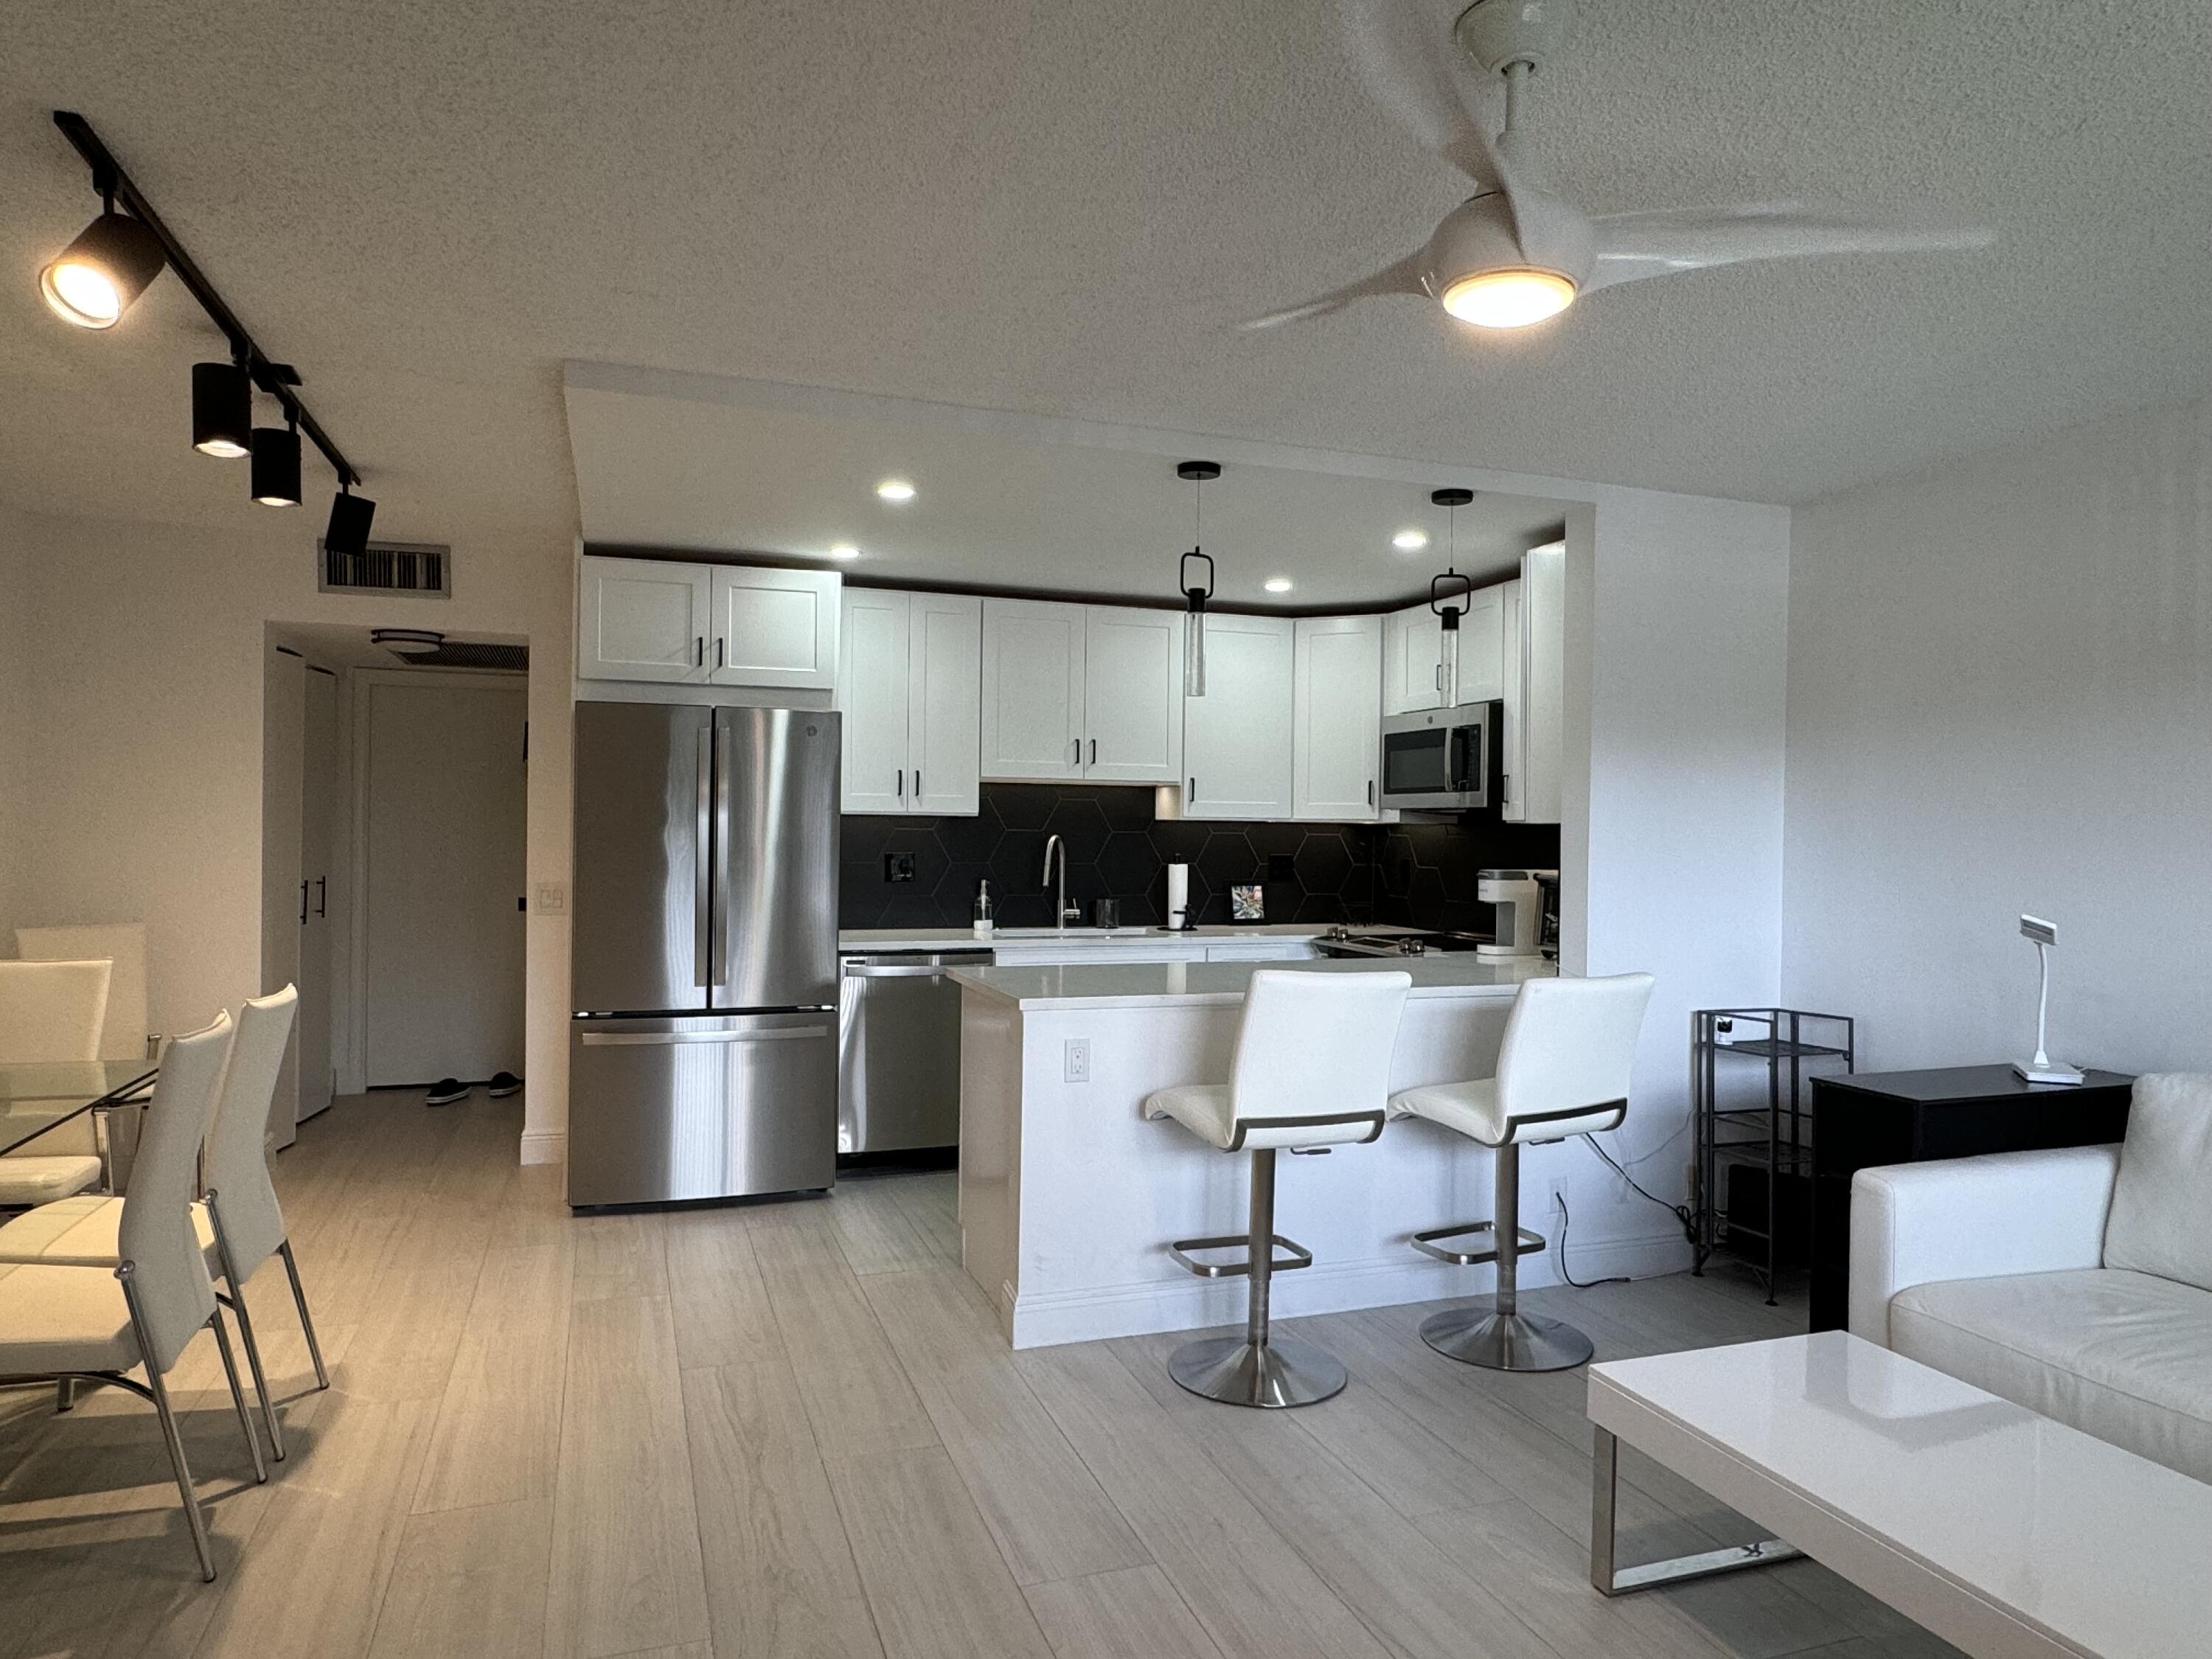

{"left": 953, "top": 954, "right": 1555, "bottom": 1347}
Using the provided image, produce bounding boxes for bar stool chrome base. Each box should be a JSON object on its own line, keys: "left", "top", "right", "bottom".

{"left": 1419, "top": 1305, "right": 1594, "bottom": 1372}
{"left": 1168, "top": 1333, "right": 1349, "bottom": 1408}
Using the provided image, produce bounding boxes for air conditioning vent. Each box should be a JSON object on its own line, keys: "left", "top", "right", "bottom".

{"left": 319, "top": 539, "right": 451, "bottom": 597}
{"left": 392, "top": 641, "right": 529, "bottom": 672}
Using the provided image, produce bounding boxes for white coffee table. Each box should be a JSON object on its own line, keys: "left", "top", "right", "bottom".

{"left": 1585, "top": 1330, "right": 2212, "bottom": 1659}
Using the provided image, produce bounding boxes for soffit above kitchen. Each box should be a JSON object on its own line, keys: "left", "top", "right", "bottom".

{"left": 564, "top": 364, "right": 1569, "bottom": 608}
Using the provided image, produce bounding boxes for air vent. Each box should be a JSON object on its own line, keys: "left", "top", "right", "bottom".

{"left": 391, "top": 641, "right": 529, "bottom": 672}
{"left": 319, "top": 539, "right": 451, "bottom": 597}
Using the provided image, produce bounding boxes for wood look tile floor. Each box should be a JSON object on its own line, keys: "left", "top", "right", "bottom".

{"left": 0, "top": 1092, "right": 1963, "bottom": 1659}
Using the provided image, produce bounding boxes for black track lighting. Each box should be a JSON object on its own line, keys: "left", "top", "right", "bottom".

{"left": 325, "top": 486, "right": 375, "bottom": 555}
{"left": 40, "top": 206, "right": 167, "bottom": 329}
{"left": 251, "top": 422, "right": 302, "bottom": 507}
{"left": 190, "top": 360, "right": 252, "bottom": 458}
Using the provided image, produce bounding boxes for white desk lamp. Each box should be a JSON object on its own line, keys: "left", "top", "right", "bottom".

{"left": 2013, "top": 914, "right": 2084, "bottom": 1085}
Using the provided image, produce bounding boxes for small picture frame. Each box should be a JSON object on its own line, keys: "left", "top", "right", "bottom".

{"left": 1229, "top": 883, "right": 1265, "bottom": 921}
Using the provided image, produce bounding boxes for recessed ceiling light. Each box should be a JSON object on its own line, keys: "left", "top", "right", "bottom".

{"left": 1392, "top": 529, "right": 1428, "bottom": 552}
{"left": 875, "top": 479, "right": 915, "bottom": 503}
{"left": 1264, "top": 577, "right": 1293, "bottom": 594}
{"left": 829, "top": 543, "right": 860, "bottom": 561}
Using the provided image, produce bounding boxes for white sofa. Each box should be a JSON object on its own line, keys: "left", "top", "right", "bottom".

{"left": 1848, "top": 1074, "right": 2212, "bottom": 1486}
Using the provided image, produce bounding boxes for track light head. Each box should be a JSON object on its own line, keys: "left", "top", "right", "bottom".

{"left": 324, "top": 486, "right": 375, "bottom": 556}
{"left": 41, "top": 209, "right": 166, "bottom": 329}
{"left": 250, "top": 423, "right": 302, "bottom": 507}
{"left": 190, "top": 361, "right": 252, "bottom": 457}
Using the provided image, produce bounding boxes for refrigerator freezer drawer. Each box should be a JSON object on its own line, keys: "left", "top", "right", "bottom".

{"left": 567, "top": 1012, "right": 836, "bottom": 1207}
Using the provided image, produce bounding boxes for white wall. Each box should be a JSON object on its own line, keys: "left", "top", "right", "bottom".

{"left": 1784, "top": 394, "right": 2212, "bottom": 1073}
{"left": 0, "top": 504, "right": 573, "bottom": 1160}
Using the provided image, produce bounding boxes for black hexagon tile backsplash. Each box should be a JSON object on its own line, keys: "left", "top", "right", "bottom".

{"left": 839, "top": 785, "right": 1559, "bottom": 932}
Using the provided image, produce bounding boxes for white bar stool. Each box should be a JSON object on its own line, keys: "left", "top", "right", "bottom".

{"left": 1388, "top": 973, "right": 1655, "bottom": 1372}
{"left": 1142, "top": 968, "right": 1411, "bottom": 1408}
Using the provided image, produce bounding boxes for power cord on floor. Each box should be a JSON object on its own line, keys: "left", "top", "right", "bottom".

{"left": 1550, "top": 1190, "right": 1627, "bottom": 1289}
{"left": 1548, "top": 1135, "right": 1714, "bottom": 1289}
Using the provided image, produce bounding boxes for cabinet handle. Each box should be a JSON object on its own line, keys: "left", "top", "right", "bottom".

{"left": 715, "top": 636, "right": 725, "bottom": 669}
{"left": 1188, "top": 776, "right": 1197, "bottom": 804}
{"left": 1434, "top": 661, "right": 1446, "bottom": 691}
{"left": 896, "top": 770, "right": 904, "bottom": 801}
{"left": 1366, "top": 779, "right": 1374, "bottom": 807}
{"left": 1071, "top": 738, "right": 1080, "bottom": 766}
{"left": 913, "top": 769, "right": 921, "bottom": 799}
{"left": 1089, "top": 739, "right": 1096, "bottom": 766}
{"left": 314, "top": 876, "right": 327, "bottom": 917}
{"left": 299, "top": 880, "right": 307, "bottom": 925}
{"left": 695, "top": 636, "right": 705, "bottom": 667}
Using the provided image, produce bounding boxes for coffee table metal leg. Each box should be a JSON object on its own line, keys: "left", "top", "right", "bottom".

{"left": 1589, "top": 1427, "right": 1804, "bottom": 1596}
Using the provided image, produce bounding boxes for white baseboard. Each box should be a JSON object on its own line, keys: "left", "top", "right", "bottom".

{"left": 519, "top": 1129, "right": 566, "bottom": 1166}
{"left": 1004, "top": 1227, "right": 1693, "bottom": 1349}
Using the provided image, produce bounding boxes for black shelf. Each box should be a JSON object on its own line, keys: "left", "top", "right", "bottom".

{"left": 1691, "top": 1007, "right": 1855, "bottom": 1304}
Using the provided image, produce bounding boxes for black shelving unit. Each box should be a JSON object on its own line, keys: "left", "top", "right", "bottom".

{"left": 1691, "top": 1007, "right": 1855, "bottom": 1304}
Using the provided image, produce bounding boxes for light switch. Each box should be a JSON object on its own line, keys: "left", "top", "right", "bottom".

{"left": 534, "top": 882, "right": 568, "bottom": 914}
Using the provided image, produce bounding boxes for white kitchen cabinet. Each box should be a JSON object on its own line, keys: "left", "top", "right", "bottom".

{"left": 1506, "top": 541, "right": 1565, "bottom": 824}
{"left": 980, "top": 599, "right": 1183, "bottom": 784}
{"left": 1082, "top": 607, "right": 1183, "bottom": 782}
{"left": 578, "top": 554, "right": 713, "bottom": 682}
{"left": 980, "top": 599, "right": 1088, "bottom": 780}
{"left": 1381, "top": 587, "right": 1503, "bottom": 712}
{"left": 1499, "top": 576, "right": 1525, "bottom": 820}
{"left": 1181, "top": 613, "right": 1294, "bottom": 819}
{"left": 708, "top": 565, "right": 839, "bottom": 689}
{"left": 838, "top": 589, "right": 981, "bottom": 815}
{"left": 1292, "top": 615, "right": 1381, "bottom": 821}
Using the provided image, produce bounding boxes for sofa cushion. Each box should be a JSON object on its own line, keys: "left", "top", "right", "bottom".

{"left": 1891, "top": 1267, "right": 2212, "bottom": 1485}
{"left": 2104, "top": 1073, "right": 2212, "bottom": 1293}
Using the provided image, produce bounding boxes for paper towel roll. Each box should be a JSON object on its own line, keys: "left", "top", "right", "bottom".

{"left": 1166, "top": 863, "right": 1189, "bottom": 931}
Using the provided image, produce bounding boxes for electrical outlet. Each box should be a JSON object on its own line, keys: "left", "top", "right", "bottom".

{"left": 1064, "top": 1037, "right": 1091, "bottom": 1083}
{"left": 884, "top": 852, "right": 917, "bottom": 883}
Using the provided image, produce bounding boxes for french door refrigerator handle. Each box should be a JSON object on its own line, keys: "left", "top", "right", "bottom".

{"left": 580, "top": 1025, "right": 830, "bottom": 1046}
{"left": 710, "top": 717, "right": 732, "bottom": 992}
{"left": 695, "top": 724, "right": 714, "bottom": 987}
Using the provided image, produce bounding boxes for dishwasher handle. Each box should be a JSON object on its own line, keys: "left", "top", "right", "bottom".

{"left": 844, "top": 964, "right": 952, "bottom": 980}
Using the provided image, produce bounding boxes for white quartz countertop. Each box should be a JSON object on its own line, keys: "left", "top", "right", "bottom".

{"left": 838, "top": 923, "right": 1422, "bottom": 954}
{"left": 948, "top": 954, "right": 1556, "bottom": 1010}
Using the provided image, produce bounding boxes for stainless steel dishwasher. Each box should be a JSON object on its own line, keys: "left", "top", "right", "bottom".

{"left": 837, "top": 949, "right": 993, "bottom": 1155}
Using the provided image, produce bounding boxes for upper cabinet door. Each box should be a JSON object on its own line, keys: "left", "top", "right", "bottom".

{"left": 980, "top": 599, "right": 1087, "bottom": 780}
{"left": 1292, "top": 615, "right": 1382, "bottom": 821}
{"left": 908, "top": 593, "right": 983, "bottom": 815}
{"left": 1453, "top": 585, "right": 1506, "bottom": 704}
{"left": 1382, "top": 603, "right": 1444, "bottom": 714}
{"left": 1083, "top": 607, "right": 1183, "bottom": 782}
{"left": 836, "top": 588, "right": 911, "bottom": 815}
{"left": 709, "top": 566, "right": 840, "bottom": 689}
{"left": 1517, "top": 542, "right": 1566, "bottom": 824}
{"left": 578, "top": 555, "right": 712, "bottom": 682}
{"left": 1183, "top": 613, "right": 1294, "bottom": 819}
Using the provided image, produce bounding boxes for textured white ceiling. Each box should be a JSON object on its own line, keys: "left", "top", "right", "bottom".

{"left": 1, "top": 0, "right": 2208, "bottom": 557}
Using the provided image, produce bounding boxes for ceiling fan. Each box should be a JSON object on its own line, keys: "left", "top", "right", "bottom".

{"left": 1248, "top": 0, "right": 1994, "bottom": 333}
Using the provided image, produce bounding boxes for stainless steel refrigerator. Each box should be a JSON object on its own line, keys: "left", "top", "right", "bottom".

{"left": 568, "top": 702, "right": 840, "bottom": 1208}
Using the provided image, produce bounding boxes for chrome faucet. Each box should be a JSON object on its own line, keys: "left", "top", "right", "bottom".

{"left": 1040, "top": 834, "right": 1081, "bottom": 929}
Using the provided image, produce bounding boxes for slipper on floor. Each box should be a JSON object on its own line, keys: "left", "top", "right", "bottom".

{"left": 487, "top": 1071, "right": 523, "bottom": 1098}
{"left": 425, "top": 1077, "right": 469, "bottom": 1107}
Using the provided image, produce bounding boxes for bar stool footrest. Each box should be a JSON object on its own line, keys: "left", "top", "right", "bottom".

{"left": 1169, "top": 1233, "right": 1314, "bottom": 1279}
{"left": 1411, "top": 1220, "right": 1545, "bottom": 1267}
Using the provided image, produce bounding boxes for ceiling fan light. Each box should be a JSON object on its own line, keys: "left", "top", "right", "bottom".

{"left": 1440, "top": 268, "right": 1576, "bottom": 329}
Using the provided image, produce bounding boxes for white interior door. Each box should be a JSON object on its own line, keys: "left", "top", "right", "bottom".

{"left": 908, "top": 593, "right": 982, "bottom": 815}
{"left": 260, "top": 644, "right": 305, "bottom": 1147}
{"left": 1083, "top": 607, "right": 1183, "bottom": 781}
{"left": 296, "top": 666, "right": 338, "bottom": 1121}
{"left": 578, "top": 555, "right": 711, "bottom": 682}
{"left": 1182, "top": 613, "right": 1294, "bottom": 818}
{"left": 979, "top": 599, "right": 1085, "bottom": 780}
{"left": 363, "top": 678, "right": 528, "bottom": 1086}
{"left": 838, "top": 588, "right": 911, "bottom": 813}
{"left": 1293, "top": 616, "right": 1381, "bottom": 820}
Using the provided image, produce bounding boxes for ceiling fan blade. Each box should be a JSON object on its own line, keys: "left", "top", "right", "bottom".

{"left": 1585, "top": 203, "right": 1996, "bottom": 292}
{"left": 1241, "top": 252, "right": 1430, "bottom": 330}
{"left": 1340, "top": 0, "right": 1504, "bottom": 188}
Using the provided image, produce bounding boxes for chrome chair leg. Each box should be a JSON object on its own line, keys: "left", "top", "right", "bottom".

{"left": 207, "top": 1194, "right": 285, "bottom": 1458}
{"left": 277, "top": 1239, "right": 330, "bottom": 1391}
{"left": 1166, "top": 1147, "right": 1349, "bottom": 1408}
{"left": 54, "top": 1377, "right": 74, "bottom": 1413}
{"left": 1421, "top": 1141, "right": 1596, "bottom": 1372}
{"left": 208, "top": 1310, "right": 268, "bottom": 1484}
{"left": 119, "top": 1264, "right": 217, "bottom": 1582}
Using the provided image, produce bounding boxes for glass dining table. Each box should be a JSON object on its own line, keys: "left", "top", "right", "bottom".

{"left": 0, "top": 1058, "right": 157, "bottom": 1166}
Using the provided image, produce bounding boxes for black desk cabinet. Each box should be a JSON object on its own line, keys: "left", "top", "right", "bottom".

{"left": 1808, "top": 1065, "right": 2135, "bottom": 1331}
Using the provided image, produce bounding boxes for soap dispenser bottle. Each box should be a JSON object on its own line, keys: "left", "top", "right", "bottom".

{"left": 973, "top": 877, "right": 994, "bottom": 939}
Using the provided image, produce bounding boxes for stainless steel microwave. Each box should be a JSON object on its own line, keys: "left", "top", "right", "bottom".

{"left": 1380, "top": 702, "right": 1498, "bottom": 811}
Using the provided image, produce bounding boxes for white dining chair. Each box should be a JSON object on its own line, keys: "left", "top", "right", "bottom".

{"left": 0, "top": 1012, "right": 266, "bottom": 1582}
{"left": 0, "top": 987, "right": 324, "bottom": 1461}
{"left": 0, "top": 958, "right": 114, "bottom": 1207}
{"left": 17, "top": 926, "right": 147, "bottom": 1062}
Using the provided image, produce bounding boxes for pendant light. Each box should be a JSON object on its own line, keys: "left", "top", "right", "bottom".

{"left": 39, "top": 187, "right": 167, "bottom": 330}
{"left": 251, "top": 415, "right": 302, "bottom": 507}
{"left": 190, "top": 356, "right": 252, "bottom": 457}
{"left": 1429, "top": 487, "right": 1475, "bottom": 706}
{"left": 1176, "top": 460, "right": 1220, "bottom": 698}
{"left": 325, "top": 482, "right": 376, "bottom": 556}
